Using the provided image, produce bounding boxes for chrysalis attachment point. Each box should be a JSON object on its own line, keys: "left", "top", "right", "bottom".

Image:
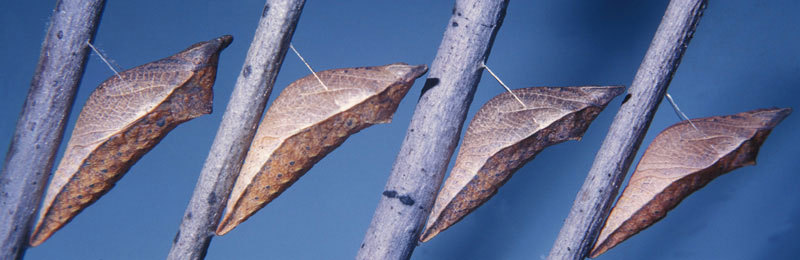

{"left": 289, "top": 43, "right": 329, "bottom": 91}
{"left": 481, "top": 61, "right": 526, "bottom": 109}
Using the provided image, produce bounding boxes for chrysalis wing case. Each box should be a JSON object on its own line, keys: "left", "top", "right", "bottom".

{"left": 216, "top": 63, "right": 427, "bottom": 235}
{"left": 30, "top": 35, "right": 233, "bottom": 246}
{"left": 420, "top": 86, "right": 625, "bottom": 242}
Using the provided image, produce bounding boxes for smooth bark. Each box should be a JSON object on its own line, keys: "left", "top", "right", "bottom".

{"left": 356, "top": 0, "right": 509, "bottom": 259}
{"left": 547, "top": 0, "right": 708, "bottom": 259}
{"left": 166, "top": 0, "right": 305, "bottom": 259}
{"left": 0, "top": 0, "right": 106, "bottom": 259}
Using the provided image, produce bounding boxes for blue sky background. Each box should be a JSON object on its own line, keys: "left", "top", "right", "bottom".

{"left": 1, "top": 1, "right": 798, "bottom": 259}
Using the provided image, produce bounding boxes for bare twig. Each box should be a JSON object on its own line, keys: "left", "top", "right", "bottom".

{"left": 356, "top": 0, "right": 509, "bottom": 259}
{"left": 166, "top": 0, "right": 306, "bottom": 259}
{"left": 0, "top": 0, "right": 106, "bottom": 259}
{"left": 547, "top": 0, "right": 708, "bottom": 259}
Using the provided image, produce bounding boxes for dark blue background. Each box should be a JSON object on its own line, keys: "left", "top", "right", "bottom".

{"left": 1, "top": 1, "right": 797, "bottom": 259}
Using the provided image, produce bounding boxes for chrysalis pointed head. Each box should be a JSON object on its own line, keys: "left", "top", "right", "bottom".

{"left": 174, "top": 35, "right": 233, "bottom": 67}
{"left": 581, "top": 85, "right": 626, "bottom": 105}
{"left": 384, "top": 63, "right": 428, "bottom": 80}
{"left": 749, "top": 107, "right": 791, "bottom": 128}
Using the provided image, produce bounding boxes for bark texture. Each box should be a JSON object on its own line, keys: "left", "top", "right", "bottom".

{"left": 356, "top": 0, "right": 509, "bottom": 259}
{"left": 0, "top": 0, "right": 106, "bottom": 258}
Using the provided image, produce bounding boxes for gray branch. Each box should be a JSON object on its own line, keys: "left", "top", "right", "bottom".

{"left": 0, "top": 0, "right": 106, "bottom": 259}
{"left": 547, "top": 0, "right": 707, "bottom": 259}
{"left": 356, "top": 0, "right": 508, "bottom": 259}
{"left": 166, "top": 0, "right": 305, "bottom": 259}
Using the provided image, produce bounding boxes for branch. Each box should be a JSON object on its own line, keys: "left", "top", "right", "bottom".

{"left": 547, "top": 0, "right": 707, "bottom": 259}
{"left": 0, "top": 0, "right": 105, "bottom": 259}
{"left": 166, "top": 0, "right": 305, "bottom": 259}
{"left": 356, "top": 0, "right": 508, "bottom": 259}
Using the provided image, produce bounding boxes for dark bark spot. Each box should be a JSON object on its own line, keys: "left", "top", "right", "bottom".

{"left": 57, "top": 30, "right": 63, "bottom": 39}
{"left": 186, "top": 212, "right": 192, "bottom": 220}
{"left": 622, "top": 93, "right": 631, "bottom": 104}
{"left": 173, "top": 231, "right": 181, "bottom": 244}
{"left": 156, "top": 118, "right": 166, "bottom": 127}
{"left": 262, "top": 4, "right": 270, "bottom": 17}
{"left": 420, "top": 78, "right": 440, "bottom": 98}
{"left": 399, "top": 195, "right": 415, "bottom": 206}
{"left": 243, "top": 65, "right": 251, "bottom": 78}
{"left": 382, "top": 190, "right": 397, "bottom": 198}
{"left": 289, "top": 161, "right": 295, "bottom": 166}
{"left": 452, "top": 22, "right": 459, "bottom": 27}
{"left": 208, "top": 192, "right": 217, "bottom": 205}
{"left": 384, "top": 191, "right": 417, "bottom": 206}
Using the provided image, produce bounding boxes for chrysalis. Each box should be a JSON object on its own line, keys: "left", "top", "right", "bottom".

{"left": 216, "top": 63, "right": 427, "bottom": 235}
{"left": 30, "top": 35, "right": 232, "bottom": 246}
{"left": 590, "top": 108, "right": 791, "bottom": 258}
{"left": 420, "top": 86, "right": 624, "bottom": 242}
